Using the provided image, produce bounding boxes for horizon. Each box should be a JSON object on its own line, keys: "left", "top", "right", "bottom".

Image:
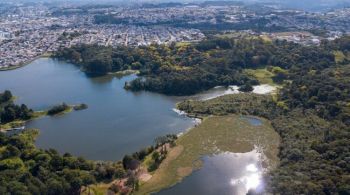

{"left": 3, "top": 0, "right": 350, "bottom": 12}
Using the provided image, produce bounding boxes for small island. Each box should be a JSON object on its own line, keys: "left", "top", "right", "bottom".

{"left": 47, "top": 103, "right": 73, "bottom": 116}
{"left": 48, "top": 103, "right": 88, "bottom": 116}
{"left": 73, "top": 103, "right": 88, "bottom": 111}
{"left": 0, "top": 91, "right": 88, "bottom": 132}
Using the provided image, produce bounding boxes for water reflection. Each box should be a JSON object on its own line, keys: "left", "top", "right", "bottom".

{"left": 157, "top": 149, "right": 266, "bottom": 195}
{"left": 230, "top": 163, "right": 263, "bottom": 194}
{"left": 242, "top": 116, "right": 263, "bottom": 126}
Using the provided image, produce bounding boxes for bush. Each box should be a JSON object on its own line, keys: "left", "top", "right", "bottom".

{"left": 147, "top": 162, "right": 159, "bottom": 172}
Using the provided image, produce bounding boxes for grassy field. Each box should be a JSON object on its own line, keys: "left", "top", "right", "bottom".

{"left": 175, "top": 42, "right": 191, "bottom": 47}
{"left": 334, "top": 50, "right": 350, "bottom": 64}
{"left": 137, "top": 115, "right": 280, "bottom": 194}
{"left": 260, "top": 35, "right": 272, "bottom": 43}
{"left": 81, "top": 184, "right": 111, "bottom": 195}
{"left": 108, "top": 69, "right": 140, "bottom": 77}
{"left": 244, "top": 68, "right": 276, "bottom": 85}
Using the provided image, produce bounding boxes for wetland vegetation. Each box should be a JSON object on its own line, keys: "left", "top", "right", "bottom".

{"left": 137, "top": 115, "right": 280, "bottom": 194}
{"left": 177, "top": 76, "right": 350, "bottom": 194}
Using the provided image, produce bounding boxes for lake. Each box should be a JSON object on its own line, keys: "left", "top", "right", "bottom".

{"left": 0, "top": 58, "right": 196, "bottom": 161}
{"left": 157, "top": 150, "right": 265, "bottom": 195}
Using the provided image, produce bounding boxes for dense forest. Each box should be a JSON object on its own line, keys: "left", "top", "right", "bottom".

{"left": 55, "top": 36, "right": 339, "bottom": 95}
{"left": 0, "top": 91, "right": 33, "bottom": 124}
{"left": 55, "top": 41, "right": 257, "bottom": 95}
{"left": 177, "top": 36, "right": 350, "bottom": 194}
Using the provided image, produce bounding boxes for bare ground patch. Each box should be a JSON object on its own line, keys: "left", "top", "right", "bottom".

{"left": 176, "top": 167, "right": 193, "bottom": 177}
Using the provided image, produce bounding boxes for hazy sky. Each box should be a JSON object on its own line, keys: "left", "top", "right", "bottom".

{"left": 7, "top": 0, "right": 350, "bottom": 11}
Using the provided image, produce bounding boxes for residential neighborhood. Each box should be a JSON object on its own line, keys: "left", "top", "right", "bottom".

{"left": 0, "top": 1, "right": 349, "bottom": 69}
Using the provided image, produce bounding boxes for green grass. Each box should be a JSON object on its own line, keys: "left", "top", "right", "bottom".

{"left": 141, "top": 152, "right": 155, "bottom": 170}
{"left": 137, "top": 115, "right": 280, "bottom": 194}
{"left": 214, "top": 32, "right": 251, "bottom": 39}
{"left": 260, "top": 35, "right": 272, "bottom": 43}
{"left": 31, "top": 111, "right": 48, "bottom": 119}
{"left": 108, "top": 69, "right": 139, "bottom": 77}
{"left": 175, "top": 42, "right": 191, "bottom": 47}
{"left": 0, "top": 65, "right": 23, "bottom": 71}
{"left": 244, "top": 68, "right": 276, "bottom": 85}
{"left": 334, "top": 51, "right": 346, "bottom": 63}
{"left": 82, "top": 184, "right": 110, "bottom": 195}
{"left": 0, "top": 120, "right": 26, "bottom": 130}
{"left": 244, "top": 67, "right": 288, "bottom": 87}
{"left": 61, "top": 106, "right": 74, "bottom": 115}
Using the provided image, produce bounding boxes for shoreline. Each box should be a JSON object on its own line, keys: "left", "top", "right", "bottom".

{"left": 0, "top": 103, "right": 86, "bottom": 133}
{"left": 108, "top": 69, "right": 140, "bottom": 77}
{"left": 0, "top": 110, "right": 47, "bottom": 132}
{"left": 0, "top": 52, "right": 52, "bottom": 71}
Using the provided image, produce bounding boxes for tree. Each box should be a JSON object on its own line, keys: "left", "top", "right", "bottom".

{"left": 3, "top": 145, "right": 20, "bottom": 158}
{"left": 122, "top": 155, "right": 133, "bottom": 170}
{"left": 47, "top": 103, "right": 69, "bottom": 116}
{"left": 1, "top": 90, "right": 12, "bottom": 102}
{"left": 239, "top": 83, "right": 253, "bottom": 92}
{"left": 1, "top": 106, "right": 16, "bottom": 123}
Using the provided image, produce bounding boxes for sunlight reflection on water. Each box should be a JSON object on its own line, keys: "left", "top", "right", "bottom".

{"left": 230, "top": 163, "right": 263, "bottom": 194}
{"left": 157, "top": 148, "right": 267, "bottom": 195}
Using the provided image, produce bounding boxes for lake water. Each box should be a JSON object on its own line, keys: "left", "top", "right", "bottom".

{"left": 155, "top": 117, "right": 274, "bottom": 195}
{"left": 157, "top": 150, "right": 265, "bottom": 195}
{"left": 242, "top": 116, "right": 263, "bottom": 126}
{"left": 0, "top": 58, "right": 196, "bottom": 161}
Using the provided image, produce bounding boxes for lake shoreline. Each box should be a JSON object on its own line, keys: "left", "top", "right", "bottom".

{"left": 0, "top": 52, "right": 52, "bottom": 71}
{"left": 0, "top": 103, "right": 87, "bottom": 133}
